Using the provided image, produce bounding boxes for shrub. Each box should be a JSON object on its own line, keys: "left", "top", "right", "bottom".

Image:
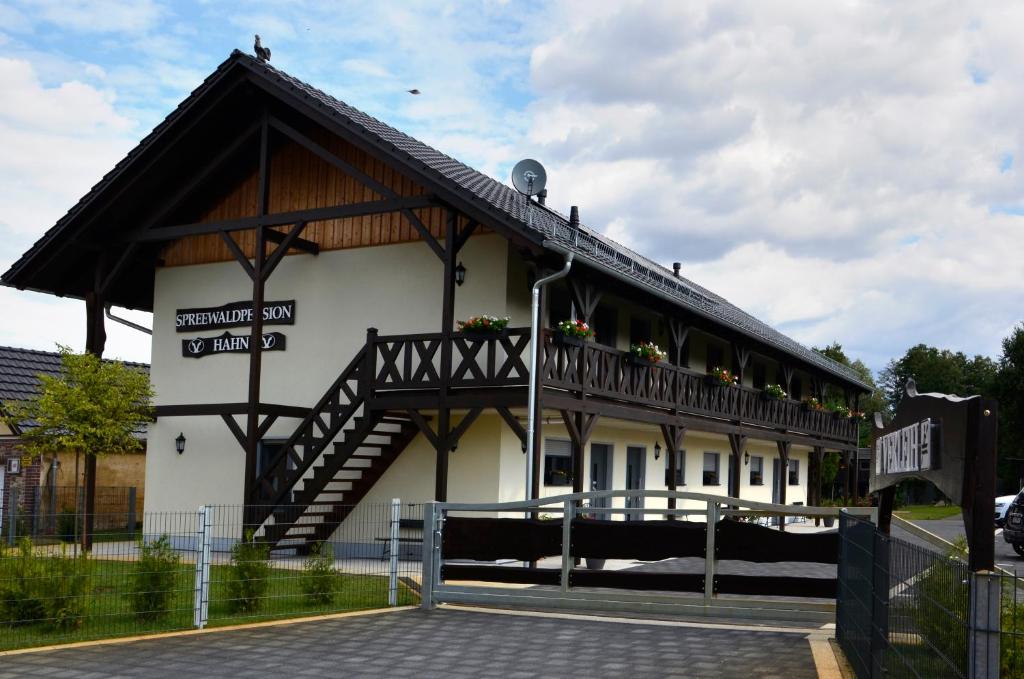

{"left": 911, "top": 538, "right": 969, "bottom": 668}
{"left": 300, "top": 542, "right": 338, "bottom": 606}
{"left": 226, "top": 532, "right": 270, "bottom": 613}
{"left": 0, "top": 539, "right": 88, "bottom": 631}
{"left": 129, "top": 535, "right": 180, "bottom": 620}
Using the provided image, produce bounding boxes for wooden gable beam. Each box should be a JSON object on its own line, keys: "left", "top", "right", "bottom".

{"left": 264, "top": 225, "right": 319, "bottom": 255}
{"left": 568, "top": 278, "right": 603, "bottom": 324}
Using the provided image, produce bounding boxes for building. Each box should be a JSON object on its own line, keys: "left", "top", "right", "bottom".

{"left": 1, "top": 50, "right": 870, "bottom": 551}
{"left": 0, "top": 345, "right": 148, "bottom": 524}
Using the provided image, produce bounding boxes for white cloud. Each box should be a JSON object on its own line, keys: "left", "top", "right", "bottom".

{"left": 526, "top": 1, "right": 1024, "bottom": 368}
{"left": 16, "top": 0, "right": 165, "bottom": 33}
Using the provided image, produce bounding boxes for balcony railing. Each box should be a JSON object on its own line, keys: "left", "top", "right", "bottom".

{"left": 366, "top": 328, "right": 857, "bottom": 444}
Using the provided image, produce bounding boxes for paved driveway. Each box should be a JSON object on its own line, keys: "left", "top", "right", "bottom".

{"left": 0, "top": 608, "right": 822, "bottom": 679}
{"left": 899, "top": 516, "right": 1023, "bottom": 573}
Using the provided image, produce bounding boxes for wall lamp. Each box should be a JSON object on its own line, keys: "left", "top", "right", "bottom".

{"left": 744, "top": 450, "right": 750, "bottom": 465}
{"left": 175, "top": 432, "right": 187, "bottom": 455}
{"left": 654, "top": 442, "right": 661, "bottom": 461}
{"left": 454, "top": 261, "right": 466, "bottom": 286}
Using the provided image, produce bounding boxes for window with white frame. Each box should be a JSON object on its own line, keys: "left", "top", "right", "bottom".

{"left": 788, "top": 458, "right": 800, "bottom": 485}
{"left": 703, "top": 452, "right": 720, "bottom": 485}
{"left": 749, "top": 455, "right": 764, "bottom": 485}
{"left": 544, "top": 438, "right": 573, "bottom": 486}
{"left": 665, "top": 449, "right": 685, "bottom": 486}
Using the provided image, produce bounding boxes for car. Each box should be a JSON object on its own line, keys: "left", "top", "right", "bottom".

{"left": 996, "top": 490, "right": 1022, "bottom": 527}
{"left": 1003, "top": 490, "right": 1024, "bottom": 557}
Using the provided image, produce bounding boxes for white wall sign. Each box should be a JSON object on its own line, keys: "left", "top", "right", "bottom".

{"left": 175, "top": 300, "right": 295, "bottom": 332}
{"left": 875, "top": 418, "right": 934, "bottom": 475}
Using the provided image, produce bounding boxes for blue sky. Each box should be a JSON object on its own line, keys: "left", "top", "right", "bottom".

{"left": 1, "top": 1, "right": 1022, "bottom": 376}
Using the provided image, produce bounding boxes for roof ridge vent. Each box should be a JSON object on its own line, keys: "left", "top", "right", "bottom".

{"left": 569, "top": 205, "right": 579, "bottom": 227}
{"left": 673, "top": 262, "right": 681, "bottom": 277}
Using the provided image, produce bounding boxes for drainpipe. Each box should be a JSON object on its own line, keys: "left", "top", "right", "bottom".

{"left": 526, "top": 246, "right": 574, "bottom": 506}
{"left": 104, "top": 304, "right": 152, "bottom": 335}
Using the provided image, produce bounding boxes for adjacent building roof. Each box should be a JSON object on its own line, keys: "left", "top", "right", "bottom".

{"left": 1, "top": 50, "right": 869, "bottom": 390}
{"left": 0, "top": 346, "right": 149, "bottom": 431}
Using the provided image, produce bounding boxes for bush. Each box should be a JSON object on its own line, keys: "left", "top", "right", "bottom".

{"left": 911, "top": 538, "right": 969, "bottom": 668}
{"left": 0, "top": 538, "right": 88, "bottom": 631}
{"left": 226, "top": 532, "right": 270, "bottom": 613}
{"left": 300, "top": 542, "right": 338, "bottom": 606}
{"left": 129, "top": 535, "right": 180, "bottom": 620}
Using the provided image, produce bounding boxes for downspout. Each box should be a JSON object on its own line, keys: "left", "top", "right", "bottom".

{"left": 104, "top": 304, "right": 152, "bottom": 335}
{"left": 526, "top": 246, "right": 574, "bottom": 506}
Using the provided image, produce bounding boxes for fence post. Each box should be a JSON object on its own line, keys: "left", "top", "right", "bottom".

{"left": 388, "top": 498, "right": 401, "bottom": 606}
{"left": 968, "top": 571, "right": 1002, "bottom": 679}
{"left": 704, "top": 501, "right": 718, "bottom": 604}
{"left": 421, "top": 501, "right": 437, "bottom": 610}
{"left": 7, "top": 486, "right": 18, "bottom": 546}
{"left": 869, "top": 530, "right": 890, "bottom": 679}
{"left": 127, "top": 487, "right": 137, "bottom": 539}
{"left": 560, "top": 499, "right": 573, "bottom": 593}
{"left": 31, "top": 486, "right": 41, "bottom": 538}
{"left": 193, "top": 506, "right": 211, "bottom": 629}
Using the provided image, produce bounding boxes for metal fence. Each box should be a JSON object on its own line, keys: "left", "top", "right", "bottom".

{"left": 2, "top": 486, "right": 139, "bottom": 543}
{"left": 837, "top": 512, "right": 1024, "bottom": 679}
{"left": 0, "top": 501, "right": 421, "bottom": 651}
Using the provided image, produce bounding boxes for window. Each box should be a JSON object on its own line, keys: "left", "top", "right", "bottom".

{"left": 749, "top": 456, "right": 764, "bottom": 485}
{"left": 548, "top": 286, "right": 572, "bottom": 329}
{"left": 629, "top": 316, "right": 652, "bottom": 346}
{"left": 544, "top": 439, "right": 573, "bottom": 486}
{"left": 593, "top": 304, "right": 618, "bottom": 348}
{"left": 752, "top": 363, "right": 766, "bottom": 390}
{"left": 256, "top": 439, "right": 291, "bottom": 499}
{"left": 788, "top": 459, "right": 800, "bottom": 486}
{"left": 703, "top": 452, "right": 720, "bottom": 486}
{"left": 790, "top": 377, "right": 803, "bottom": 401}
{"left": 706, "top": 342, "right": 724, "bottom": 373}
{"left": 664, "top": 449, "right": 686, "bottom": 486}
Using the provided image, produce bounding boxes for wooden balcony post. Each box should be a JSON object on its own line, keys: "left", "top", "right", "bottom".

{"left": 775, "top": 440, "right": 791, "bottom": 531}
{"left": 434, "top": 210, "right": 457, "bottom": 501}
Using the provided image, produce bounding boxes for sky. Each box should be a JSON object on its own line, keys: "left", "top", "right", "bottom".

{"left": 0, "top": 0, "right": 1022, "bottom": 375}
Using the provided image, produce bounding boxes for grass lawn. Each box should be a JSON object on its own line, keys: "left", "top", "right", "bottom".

{"left": 0, "top": 559, "right": 418, "bottom": 651}
{"left": 893, "top": 504, "right": 961, "bottom": 520}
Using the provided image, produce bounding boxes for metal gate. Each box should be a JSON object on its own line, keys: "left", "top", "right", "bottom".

{"left": 421, "top": 490, "right": 873, "bottom": 623}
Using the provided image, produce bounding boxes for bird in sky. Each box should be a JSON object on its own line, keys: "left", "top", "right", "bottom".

{"left": 254, "top": 35, "right": 271, "bottom": 62}
{"left": 407, "top": 89, "right": 421, "bottom": 95}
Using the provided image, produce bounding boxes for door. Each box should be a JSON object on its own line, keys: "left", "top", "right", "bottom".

{"left": 590, "top": 444, "right": 612, "bottom": 517}
{"left": 625, "top": 446, "right": 646, "bottom": 521}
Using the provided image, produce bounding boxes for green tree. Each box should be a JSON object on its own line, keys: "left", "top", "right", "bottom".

{"left": 995, "top": 324, "right": 1024, "bottom": 490}
{"left": 878, "top": 344, "right": 997, "bottom": 411}
{"left": 2, "top": 346, "right": 153, "bottom": 550}
{"left": 813, "top": 342, "right": 886, "bottom": 447}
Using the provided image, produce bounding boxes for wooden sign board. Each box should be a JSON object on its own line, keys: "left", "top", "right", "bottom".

{"left": 175, "top": 300, "right": 295, "bottom": 332}
{"left": 870, "top": 379, "right": 998, "bottom": 571}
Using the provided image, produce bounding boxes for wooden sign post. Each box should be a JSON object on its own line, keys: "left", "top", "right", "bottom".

{"left": 869, "top": 379, "right": 998, "bottom": 571}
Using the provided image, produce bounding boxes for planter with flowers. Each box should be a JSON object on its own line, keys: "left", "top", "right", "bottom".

{"left": 829, "top": 404, "right": 851, "bottom": 420}
{"left": 457, "top": 315, "right": 510, "bottom": 339}
{"left": 761, "top": 383, "right": 787, "bottom": 401}
{"left": 705, "top": 366, "right": 738, "bottom": 387}
{"left": 554, "top": 319, "right": 595, "bottom": 347}
{"left": 849, "top": 410, "right": 866, "bottom": 422}
{"left": 801, "top": 397, "right": 825, "bottom": 412}
{"left": 627, "top": 341, "right": 666, "bottom": 366}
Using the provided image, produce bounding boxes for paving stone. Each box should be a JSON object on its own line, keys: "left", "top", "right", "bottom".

{"left": 0, "top": 609, "right": 819, "bottom": 678}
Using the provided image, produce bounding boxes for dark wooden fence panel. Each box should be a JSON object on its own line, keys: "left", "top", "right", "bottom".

{"left": 715, "top": 520, "right": 839, "bottom": 564}
{"left": 571, "top": 518, "right": 706, "bottom": 560}
{"left": 442, "top": 516, "right": 562, "bottom": 562}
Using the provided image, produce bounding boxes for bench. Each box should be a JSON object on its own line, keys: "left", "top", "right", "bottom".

{"left": 377, "top": 518, "right": 424, "bottom": 560}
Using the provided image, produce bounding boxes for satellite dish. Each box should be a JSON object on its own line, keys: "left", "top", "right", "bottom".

{"left": 511, "top": 159, "right": 547, "bottom": 197}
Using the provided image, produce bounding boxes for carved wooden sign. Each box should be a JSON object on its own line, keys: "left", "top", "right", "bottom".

{"left": 181, "top": 331, "right": 286, "bottom": 358}
{"left": 175, "top": 300, "right": 295, "bottom": 332}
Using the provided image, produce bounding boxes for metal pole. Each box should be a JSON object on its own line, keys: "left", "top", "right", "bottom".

{"left": 560, "top": 499, "right": 573, "bottom": 593}
{"left": 6, "top": 486, "right": 18, "bottom": 546}
{"left": 704, "top": 501, "right": 718, "bottom": 604}
{"left": 127, "top": 487, "right": 137, "bottom": 539}
{"left": 421, "top": 502, "right": 437, "bottom": 610}
{"left": 968, "top": 571, "right": 1001, "bottom": 679}
{"left": 526, "top": 251, "right": 574, "bottom": 510}
{"left": 388, "top": 498, "right": 401, "bottom": 606}
{"left": 193, "top": 506, "right": 211, "bottom": 629}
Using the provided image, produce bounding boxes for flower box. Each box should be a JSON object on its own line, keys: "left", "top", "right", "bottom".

{"left": 460, "top": 328, "right": 508, "bottom": 340}
{"left": 627, "top": 353, "right": 659, "bottom": 367}
{"left": 760, "top": 391, "right": 782, "bottom": 401}
{"left": 554, "top": 333, "right": 588, "bottom": 348}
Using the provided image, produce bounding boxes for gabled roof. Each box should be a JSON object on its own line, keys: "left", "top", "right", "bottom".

{"left": 2, "top": 50, "right": 869, "bottom": 390}
{"left": 0, "top": 346, "right": 149, "bottom": 431}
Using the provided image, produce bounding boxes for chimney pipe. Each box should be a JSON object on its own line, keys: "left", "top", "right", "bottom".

{"left": 672, "top": 262, "right": 681, "bottom": 277}
{"left": 569, "top": 205, "right": 579, "bottom": 227}
{"left": 537, "top": 189, "right": 547, "bottom": 206}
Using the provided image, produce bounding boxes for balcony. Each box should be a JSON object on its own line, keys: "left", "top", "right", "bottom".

{"left": 365, "top": 328, "right": 858, "bottom": 445}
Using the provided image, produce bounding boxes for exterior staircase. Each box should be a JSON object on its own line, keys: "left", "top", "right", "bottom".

{"left": 263, "top": 410, "right": 421, "bottom": 552}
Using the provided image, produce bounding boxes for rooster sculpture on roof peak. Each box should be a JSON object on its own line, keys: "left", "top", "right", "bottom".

{"left": 254, "top": 35, "right": 271, "bottom": 62}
